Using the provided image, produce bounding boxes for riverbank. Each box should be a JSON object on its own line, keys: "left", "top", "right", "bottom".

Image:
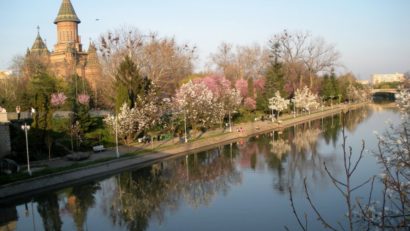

{"left": 0, "top": 102, "right": 367, "bottom": 202}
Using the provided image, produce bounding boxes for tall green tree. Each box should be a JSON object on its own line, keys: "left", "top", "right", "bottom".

{"left": 27, "top": 71, "right": 58, "bottom": 142}
{"left": 330, "top": 70, "right": 339, "bottom": 98}
{"left": 321, "top": 74, "right": 333, "bottom": 98}
{"left": 257, "top": 42, "right": 285, "bottom": 111}
{"left": 115, "top": 55, "right": 151, "bottom": 111}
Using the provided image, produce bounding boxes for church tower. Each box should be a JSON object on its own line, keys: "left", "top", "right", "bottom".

{"left": 53, "top": 0, "right": 82, "bottom": 53}
{"left": 27, "top": 0, "right": 101, "bottom": 92}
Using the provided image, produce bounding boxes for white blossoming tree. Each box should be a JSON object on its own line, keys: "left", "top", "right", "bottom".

{"left": 104, "top": 103, "right": 138, "bottom": 144}
{"left": 268, "top": 91, "right": 289, "bottom": 122}
{"left": 104, "top": 89, "right": 169, "bottom": 144}
{"left": 221, "top": 88, "right": 242, "bottom": 131}
{"left": 293, "top": 86, "right": 319, "bottom": 114}
{"left": 358, "top": 91, "right": 410, "bottom": 229}
{"left": 174, "top": 81, "right": 223, "bottom": 135}
{"left": 396, "top": 90, "right": 410, "bottom": 114}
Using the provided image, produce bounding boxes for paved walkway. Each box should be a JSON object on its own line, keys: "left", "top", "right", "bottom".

{"left": 0, "top": 103, "right": 366, "bottom": 200}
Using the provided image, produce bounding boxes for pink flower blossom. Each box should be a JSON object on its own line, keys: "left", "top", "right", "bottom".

{"left": 254, "top": 78, "right": 265, "bottom": 92}
{"left": 77, "top": 94, "right": 90, "bottom": 106}
{"left": 51, "top": 92, "right": 67, "bottom": 107}
{"left": 198, "top": 75, "right": 231, "bottom": 97}
{"left": 244, "top": 97, "right": 256, "bottom": 110}
{"left": 235, "top": 79, "right": 248, "bottom": 98}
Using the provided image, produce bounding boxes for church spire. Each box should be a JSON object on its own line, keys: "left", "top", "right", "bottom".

{"left": 54, "top": 0, "right": 81, "bottom": 24}
{"left": 31, "top": 26, "right": 49, "bottom": 54}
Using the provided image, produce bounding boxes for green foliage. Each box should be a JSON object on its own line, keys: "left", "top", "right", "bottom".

{"left": 258, "top": 61, "right": 285, "bottom": 111}
{"left": 115, "top": 84, "right": 130, "bottom": 113}
{"left": 321, "top": 74, "right": 332, "bottom": 98}
{"left": 256, "top": 92, "right": 268, "bottom": 112}
{"left": 330, "top": 71, "right": 339, "bottom": 97}
{"left": 28, "top": 71, "right": 57, "bottom": 131}
{"left": 115, "top": 55, "right": 151, "bottom": 108}
{"left": 320, "top": 70, "right": 339, "bottom": 101}
{"left": 233, "top": 108, "right": 265, "bottom": 123}
{"left": 76, "top": 105, "right": 97, "bottom": 134}
{"left": 337, "top": 73, "right": 356, "bottom": 102}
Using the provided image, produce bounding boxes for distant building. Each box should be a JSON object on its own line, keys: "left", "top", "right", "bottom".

{"left": 371, "top": 73, "right": 405, "bottom": 85}
{"left": 356, "top": 80, "right": 370, "bottom": 85}
{"left": 26, "top": 0, "right": 101, "bottom": 90}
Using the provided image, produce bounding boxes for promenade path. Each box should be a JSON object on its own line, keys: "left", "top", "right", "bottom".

{"left": 0, "top": 103, "right": 366, "bottom": 201}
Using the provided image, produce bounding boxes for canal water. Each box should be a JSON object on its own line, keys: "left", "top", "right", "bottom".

{"left": 0, "top": 105, "right": 402, "bottom": 231}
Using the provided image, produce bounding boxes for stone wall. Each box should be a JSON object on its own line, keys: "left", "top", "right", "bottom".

{"left": 0, "top": 123, "right": 11, "bottom": 159}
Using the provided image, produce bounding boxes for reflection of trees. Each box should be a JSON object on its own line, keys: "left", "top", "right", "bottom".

{"left": 261, "top": 107, "right": 373, "bottom": 193}
{"left": 321, "top": 107, "right": 372, "bottom": 145}
{"left": 65, "top": 182, "right": 100, "bottom": 231}
{"left": 107, "top": 168, "right": 175, "bottom": 231}
{"left": 292, "top": 127, "right": 322, "bottom": 154}
{"left": 178, "top": 148, "right": 242, "bottom": 208}
{"left": 286, "top": 123, "right": 340, "bottom": 191}
{"left": 271, "top": 138, "right": 291, "bottom": 161}
{"left": 239, "top": 136, "right": 269, "bottom": 171}
{"left": 102, "top": 147, "right": 242, "bottom": 231}
{"left": 102, "top": 106, "right": 373, "bottom": 231}
{"left": 36, "top": 193, "right": 62, "bottom": 231}
{"left": 344, "top": 106, "right": 371, "bottom": 132}
{"left": 321, "top": 114, "right": 341, "bottom": 146}
{"left": 0, "top": 205, "right": 17, "bottom": 231}
{"left": 269, "top": 136, "right": 291, "bottom": 193}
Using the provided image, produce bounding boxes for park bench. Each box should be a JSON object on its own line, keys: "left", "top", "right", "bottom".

{"left": 92, "top": 145, "right": 106, "bottom": 153}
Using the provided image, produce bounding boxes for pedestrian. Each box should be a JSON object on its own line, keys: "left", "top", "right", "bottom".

{"left": 16, "top": 105, "right": 21, "bottom": 120}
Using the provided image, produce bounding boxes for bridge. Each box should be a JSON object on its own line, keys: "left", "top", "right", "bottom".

{"left": 371, "top": 88, "right": 398, "bottom": 94}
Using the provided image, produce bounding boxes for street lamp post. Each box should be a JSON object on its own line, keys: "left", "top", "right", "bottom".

{"left": 271, "top": 108, "right": 275, "bottom": 122}
{"left": 184, "top": 110, "right": 188, "bottom": 143}
{"left": 321, "top": 97, "right": 324, "bottom": 111}
{"left": 292, "top": 99, "right": 296, "bottom": 118}
{"left": 115, "top": 115, "right": 120, "bottom": 158}
{"left": 21, "top": 123, "right": 31, "bottom": 176}
{"left": 330, "top": 95, "right": 334, "bottom": 109}
{"left": 228, "top": 111, "right": 232, "bottom": 132}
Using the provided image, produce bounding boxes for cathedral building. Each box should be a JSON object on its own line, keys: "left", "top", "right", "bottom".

{"left": 26, "top": 0, "right": 100, "bottom": 90}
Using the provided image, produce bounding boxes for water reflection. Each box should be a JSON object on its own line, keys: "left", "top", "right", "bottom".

{"left": 2, "top": 106, "right": 385, "bottom": 231}
{"left": 99, "top": 147, "right": 242, "bottom": 231}
{"left": 36, "top": 193, "right": 62, "bottom": 231}
{"left": 64, "top": 183, "right": 100, "bottom": 231}
{"left": 0, "top": 205, "right": 17, "bottom": 231}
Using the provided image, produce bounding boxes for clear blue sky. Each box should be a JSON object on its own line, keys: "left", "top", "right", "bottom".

{"left": 0, "top": 0, "right": 409, "bottom": 79}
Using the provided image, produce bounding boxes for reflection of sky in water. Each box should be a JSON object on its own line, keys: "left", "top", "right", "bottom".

{"left": 3, "top": 106, "right": 403, "bottom": 231}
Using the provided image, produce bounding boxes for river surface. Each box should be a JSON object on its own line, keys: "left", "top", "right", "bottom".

{"left": 0, "top": 104, "right": 402, "bottom": 231}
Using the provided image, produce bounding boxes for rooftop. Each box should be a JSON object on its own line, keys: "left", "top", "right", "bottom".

{"left": 54, "top": 0, "right": 81, "bottom": 24}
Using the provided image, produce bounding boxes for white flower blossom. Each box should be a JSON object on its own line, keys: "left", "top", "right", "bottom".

{"left": 293, "top": 86, "right": 319, "bottom": 114}
{"left": 268, "top": 91, "right": 289, "bottom": 119}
